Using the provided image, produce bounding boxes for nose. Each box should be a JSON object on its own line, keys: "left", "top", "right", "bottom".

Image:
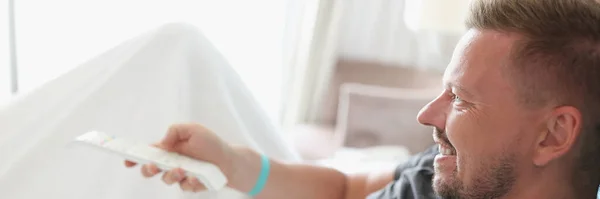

{"left": 416, "top": 95, "right": 446, "bottom": 129}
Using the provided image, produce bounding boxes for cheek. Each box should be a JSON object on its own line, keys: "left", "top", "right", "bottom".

{"left": 445, "top": 110, "right": 519, "bottom": 173}
{"left": 445, "top": 111, "right": 494, "bottom": 155}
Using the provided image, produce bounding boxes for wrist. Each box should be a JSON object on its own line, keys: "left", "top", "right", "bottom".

{"left": 226, "top": 146, "right": 262, "bottom": 192}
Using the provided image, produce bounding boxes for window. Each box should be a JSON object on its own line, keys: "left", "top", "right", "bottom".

{"left": 0, "top": 0, "right": 11, "bottom": 105}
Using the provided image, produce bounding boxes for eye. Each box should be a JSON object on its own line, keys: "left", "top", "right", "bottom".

{"left": 450, "top": 93, "right": 464, "bottom": 104}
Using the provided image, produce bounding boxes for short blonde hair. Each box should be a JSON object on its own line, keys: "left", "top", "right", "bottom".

{"left": 466, "top": 0, "right": 600, "bottom": 197}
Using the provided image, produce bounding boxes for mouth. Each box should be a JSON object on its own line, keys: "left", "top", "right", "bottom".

{"left": 438, "top": 143, "right": 456, "bottom": 156}
{"left": 433, "top": 129, "right": 456, "bottom": 156}
{"left": 432, "top": 129, "right": 457, "bottom": 176}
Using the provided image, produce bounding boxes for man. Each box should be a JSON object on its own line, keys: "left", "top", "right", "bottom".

{"left": 126, "top": 0, "right": 600, "bottom": 198}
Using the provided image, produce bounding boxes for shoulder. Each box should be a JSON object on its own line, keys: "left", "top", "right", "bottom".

{"left": 394, "top": 145, "right": 438, "bottom": 180}
{"left": 366, "top": 145, "right": 439, "bottom": 199}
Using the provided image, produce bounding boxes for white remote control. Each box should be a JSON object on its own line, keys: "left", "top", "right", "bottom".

{"left": 71, "top": 131, "right": 228, "bottom": 191}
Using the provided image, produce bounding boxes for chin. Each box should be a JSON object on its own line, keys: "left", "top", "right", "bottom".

{"left": 433, "top": 151, "right": 518, "bottom": 199}
{"left": 433, "top": 152, "right": 459, "bottom": 186}
{"left": 433, "top": 175, "right": 463, "bottom": 199}
{"left": 432, "top": 174, "right": 446, "bottom": 191}
{"left": 433, "top": 158, "right": 462, "bottom": 198}
{"left": 433, "top": 168, "right": 457, "bottom": 188}
{"left": 433, "top": 166, "right": 454, "bottom": 184}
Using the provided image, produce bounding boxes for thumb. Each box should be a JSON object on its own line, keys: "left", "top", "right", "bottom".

{"left": 153, "top": 142, "right": 184, "bottom": 154}
{"left": 159, "top": 124, "right": 194, "bottom": 152}
{"left": 151, "top": 143, "right": 168, "bottom": 150}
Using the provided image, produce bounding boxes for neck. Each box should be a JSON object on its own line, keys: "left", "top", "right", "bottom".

{"left": 502, "top": 167, "right": 577, "bottom": 199}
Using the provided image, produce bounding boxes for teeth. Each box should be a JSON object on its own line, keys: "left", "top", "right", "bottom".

{"left": 443, "top": 148, "right": 451, "bottom": 155}
{"left": 439, "top": 145, "right": 456, "bottom": 155}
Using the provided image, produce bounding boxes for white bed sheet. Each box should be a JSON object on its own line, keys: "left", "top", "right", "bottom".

{"left": 316, "top": 146, "right": 411, "bottom": 174}
{"left": 0, "top": 23, "right": 300, "bottom": 199}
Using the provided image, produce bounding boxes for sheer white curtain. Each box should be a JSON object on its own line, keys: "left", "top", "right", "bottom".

{"left": 337, "top": 0, "right": 462, "bottom": 71}
{"left": 281, "top": 0, "right": 343, "bottom": 127}
{"left": 14, "top": 0, "right": 287, "bottom": 123}
{"left": 0, "top": 1, "right": 10, "bottom": 106}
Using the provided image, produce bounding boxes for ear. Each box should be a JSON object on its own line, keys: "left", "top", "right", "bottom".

{"left": 532, "top": 106, "right": 582, "bottom": 166}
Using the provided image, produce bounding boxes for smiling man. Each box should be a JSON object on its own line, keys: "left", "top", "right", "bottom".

{"left": 128, "top": 0, "right": 600, "bottom": 198}
{"left": 416, "top": 0, "right": 600, "bottom": 198}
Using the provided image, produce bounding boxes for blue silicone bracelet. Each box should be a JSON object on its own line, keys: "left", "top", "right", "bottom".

{"left": 248, "top": 154, "right": 270, "bottom": 197}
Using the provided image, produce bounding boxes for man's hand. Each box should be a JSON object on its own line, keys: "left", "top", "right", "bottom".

{"left": 124, "top": 123, "right": 236, "bottom": 192}
{"left": 125, "top": 123, "right": 396, "bottom": 199}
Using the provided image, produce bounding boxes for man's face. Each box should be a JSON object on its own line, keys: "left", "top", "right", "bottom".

{"left": 417, "top": 29, "right": 543, "bottom": 199}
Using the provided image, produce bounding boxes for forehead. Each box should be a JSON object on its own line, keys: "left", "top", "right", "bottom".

{"left": 443, "top": 29, "right": 517, "bottom": 97}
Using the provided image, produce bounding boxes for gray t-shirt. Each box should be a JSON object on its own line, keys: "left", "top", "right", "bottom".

{"left": 366, "top": 145, "right": 440, "bottom": 199}
{"left": 366, "top": 146, "right": 600, "bottom": 199}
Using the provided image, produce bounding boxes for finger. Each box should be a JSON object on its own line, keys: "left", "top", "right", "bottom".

{"left": 161, "top": 168, "right": 185, "bottom": 185}
{"left": 191, "top": 177, "right": 206, "bottom": 192}
{"left": 179, "top": 177, "right": 193, "bottom": 192}
{"left": 124, "top": 160, "right": 137, "bottom": 168}
{"left": 141, "top": 164, "right": 161, "bottom": 178}
{"left": 180, "top": 176, "right": 205, "bottom": 192}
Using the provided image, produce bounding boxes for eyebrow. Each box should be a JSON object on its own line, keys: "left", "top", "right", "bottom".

{"left": 446, "top": 82, "right": 476, "bottom": 99}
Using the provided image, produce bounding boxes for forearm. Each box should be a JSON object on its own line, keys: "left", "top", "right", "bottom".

{"left": 227, "top": 147, "right": 348, "bottom": 199}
